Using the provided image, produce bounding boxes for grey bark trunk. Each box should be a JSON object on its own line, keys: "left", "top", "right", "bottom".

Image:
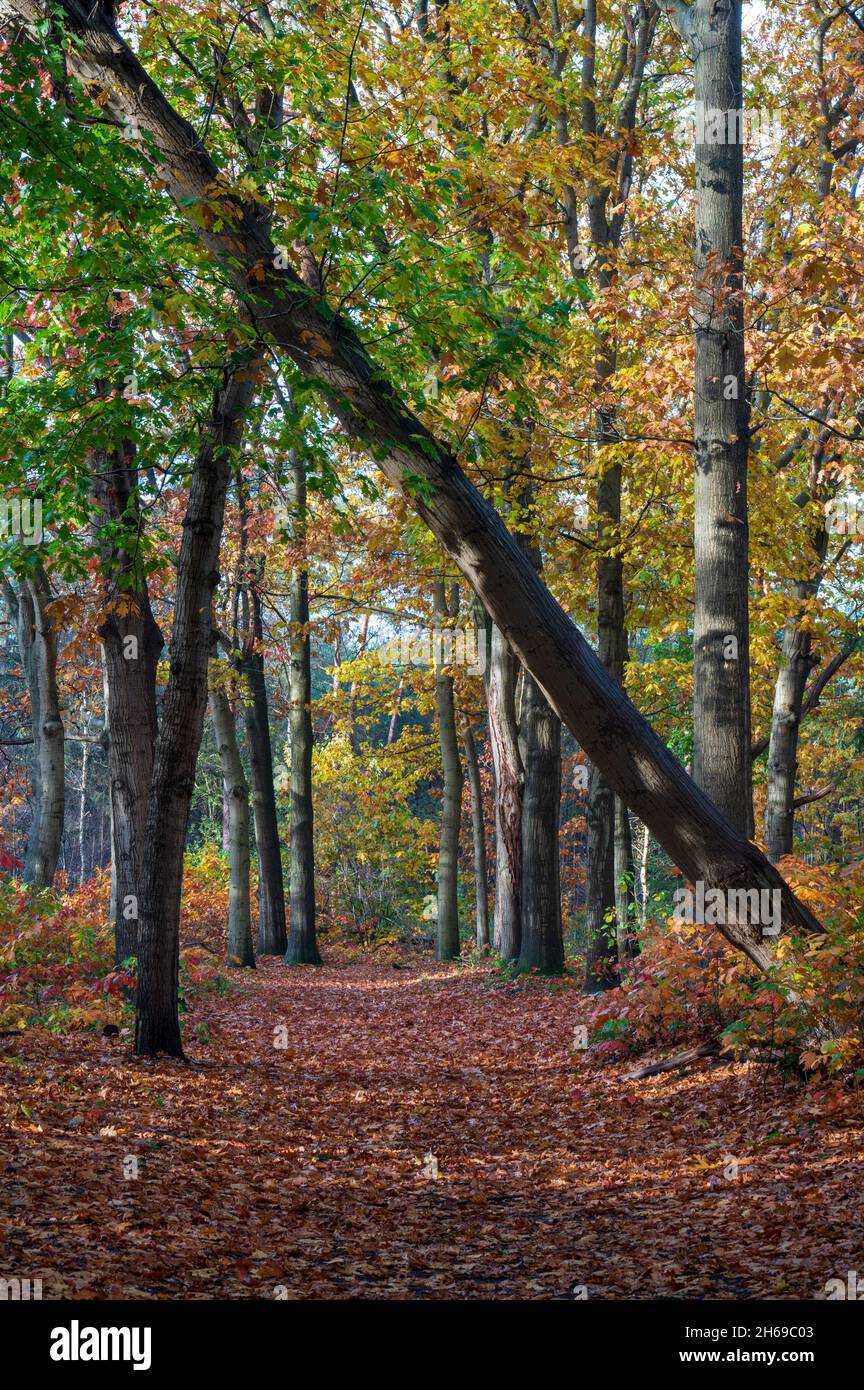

{"left": 5, "top": 568, "right": 65, "bottom": 888}
{"left": 691, "top": 0, "right": 753, "bottom": 835}
{"left": 210, "top": 677, "right": 255, "bottom": 968}
{"left": 462, "top": 721, "right": 489, "bottom": 948}
{"left": 763, "top": 580, "right": 819, "bottom": 861}
{"left": 487, "top": 625, "right": 522, "bottom": 959}
{"left": 615, "top": 797, "right": 639, "bottom": 960}
{"left": 433, "top": 581, "right": 462, "bottom": 961}
{"left": 27, "top": 0, "right": 823, "bottom": 970}
{"left": 284, "top": 446, "right": 318, "bottom": 965}
{"left": 519, "top": 670, "right": 563, "bottom": 973}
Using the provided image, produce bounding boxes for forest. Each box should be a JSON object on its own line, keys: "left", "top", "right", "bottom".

{"left": 0, "top": 0, "right": 863, "bottom": 1323}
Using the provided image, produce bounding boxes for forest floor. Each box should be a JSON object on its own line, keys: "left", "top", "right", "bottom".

{"left": 3, "top": 949, "right": 864, "bottom": 1300}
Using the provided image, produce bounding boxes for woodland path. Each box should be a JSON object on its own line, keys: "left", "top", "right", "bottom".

{"left": 2, "top": 956, "right": 863, "bottom": 1299}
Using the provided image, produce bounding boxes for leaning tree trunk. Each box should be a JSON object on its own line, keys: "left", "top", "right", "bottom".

{"left": 242, "top": 582, "right": 287, "bottom": 954}
{"left": 691, "top": 0, "right": 753, "bottom": 836}
{"left": 92, "top": 438, "right": 163, "bottom": 963}
{"left": 433, "top": 581, "right": 462, "bottom": 961}
{"left": 5, "top": 568, "right": 65, "bottom": 888}
{"left": 519, "top": 669, "right": 564, "bottom": 973}
{"left": 25, "top": 0, "right": 822, "bottom": 969}
{"left": 487, "top": 625, "right": 523, "bottom": 959}
{"left": 135, "top": 366, "right": 258, "bottom": 1057}
{"left": 284, "top": 446, "right": 318, "bottom": 966}
{"left": 210, "top": 674, "right": 255, "bottom": 968}
{"left": 462, "top": 720, "right": 489, "bottom": 948}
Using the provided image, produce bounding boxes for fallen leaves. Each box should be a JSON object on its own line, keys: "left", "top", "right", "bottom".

{"left": 2, "top": 953, "right": 864, "bottom": 1299}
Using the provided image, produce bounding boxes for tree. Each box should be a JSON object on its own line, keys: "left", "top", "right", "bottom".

{"left": 6, "top": 0, "right": 825, "bottom": 987}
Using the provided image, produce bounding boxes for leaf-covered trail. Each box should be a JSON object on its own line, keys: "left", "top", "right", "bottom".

{"left": 3, "top": 957, "right": 864, "bottom": 1299}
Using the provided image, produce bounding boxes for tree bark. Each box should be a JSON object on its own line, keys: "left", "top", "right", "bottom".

{"left": 134, "top": 365, "right": 258, "bottom": 1057}
{"left": 210, "top": 674, "right": 255, "bottom": 968}
{"left": 284, "top": 446, "right": 318, "bottom": 965}
{"left": 487, "top": 624, "right": 523, "bottom": 959}
{"left": 615, "top": 797, "right": 639, "bottom": 960}
{"left": 462, "top": 720, "right": 489, "bottom": 949}
{"left": 433, "top": 581, "right": 462, "bottom": 961}
{"left": 242, "top": 582, "right": 287, "bottom": 953}
{"left": 691, "top": 0, "right": 753, "bottom": 835}
{"left": 91, "top": 438, "right": 163, "bottom": 963}
{"left": 4, "top": 568, "right": 65, "bottom": 888}
{"left": 18, "top": 0, "right": 823, "bottom": 969}
{"left": 763, "top": 580, "right": 820, "bottom": 861}
{"left": 519, "top": 669, "right": 563, "bottom": 972}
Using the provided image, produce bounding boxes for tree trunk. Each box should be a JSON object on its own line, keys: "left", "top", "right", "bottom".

{"left": 210, "top": 676, "right": 255, "bottom": 968}
{"left": 28, "top": 1, "right": 822, "bottom": 968}
{"left": 615, "top": 797, "right": 639, "bottom": 960}
{"left": 691, "top": 0, "right": 753, "bottom": 836}
{"left": 284, "top": 446, "right": 318, "bottom": 965}
{"left": 242, "top": 583, "right": 287, "bottom": 953}
{"left": 487, "top": 625, "right": 523, "bottom": 958}
{"left": 462, "top": 721, "right": 489, "bottom": 948}
{"left": 91, "top": 439, "right": 163, "bottom": 964}
{"left": 433, "top": 581, "right": 462, "bottom": 961}
{"left": 763, "top": 582, "right": 818, "bottom": 861}
{"left": 4, "top": 568, "right": 65, "bottom": 888}
{"left": 519, "top": 669, "right": 563, "bottom": 973}
{"left": 584, "top": 764, "right": 617, "bottom": 990}
{"left": 134, "top": 366, "right": 258, "bottom": 1057}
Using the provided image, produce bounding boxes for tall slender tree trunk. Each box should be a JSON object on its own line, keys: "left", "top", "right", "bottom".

{"left": 519, "top": 669, "right": 563, "bottom": 972}
{"left": 462, "top": 720, "right": 489, "bottom": 948}
{"left": 242, "top": 583, "right": 287, "bottom": 953}
{"left": 35, "top": 0, "right": 824, "bottom": 968}
{"left": 284, "top": 445, "right": 318, "bottom": 965}
{"left": 210, "top": 676, "right": 255, "bottom": 968}
{"left": 691, "top": 0, "right": 753, "bottom": 835}
{"left": 135, "top": 365, "right": 258, "bottom": 1057}
{"left": 4, "top": 568, "right": 65, "bottom": 888}
{"left": 487, "top": 624, "right": 523, "bottom": 959}
{"left": 92, "top": 438, "right": 162, "bottom": 963}
{"left": 615, "top": 797, "right": 639, "bottom": 960}
{"left": 764, "top": 580, "right": 820, "bottom": 861}
{"left": 433, "top": 581, "right": 462, "bottom": 961}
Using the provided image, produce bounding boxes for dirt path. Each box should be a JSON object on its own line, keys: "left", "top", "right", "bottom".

{"left": 2, "top": 957, "right": 863, "bottom": 1299}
